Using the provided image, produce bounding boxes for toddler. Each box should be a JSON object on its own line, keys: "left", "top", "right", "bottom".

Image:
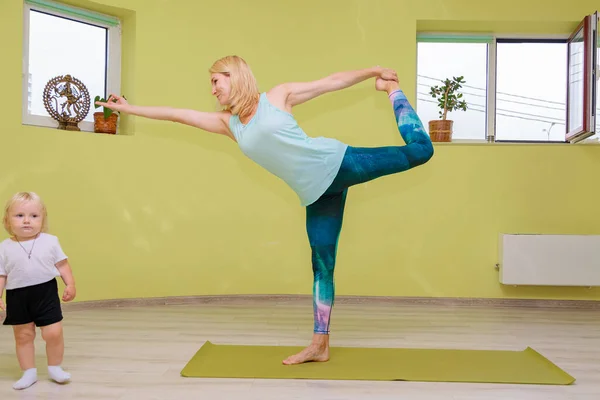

{"left": 0, "top": 192, "right": 76, "bottom": 390}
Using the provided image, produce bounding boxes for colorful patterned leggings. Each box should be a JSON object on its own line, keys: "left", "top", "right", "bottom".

{"left": 306, "top": 89, "right": 434, "bottom": 334}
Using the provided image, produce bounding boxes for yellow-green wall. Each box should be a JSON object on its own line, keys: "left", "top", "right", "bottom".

{"left": 1, "top": 0, "right": 599, "bottom": 302}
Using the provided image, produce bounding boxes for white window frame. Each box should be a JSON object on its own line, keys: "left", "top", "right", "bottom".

{"left": 22, "top": 1, "right": 121, "bottom": 132}
{"left": 566, "top": 12, "right": 598, "bottom": 143}
{"left": 486, "top": 36, "right": 497, "bottom": 143}
{"left": 417, "top": 13, "right": 598, "bottom": 144}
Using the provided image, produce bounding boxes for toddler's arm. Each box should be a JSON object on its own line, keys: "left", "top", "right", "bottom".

{"left": 0, "top": 275, "right": 6, "bottom": 311}
{"left": 56, "top": 259, "right": 76, "bottom": 302}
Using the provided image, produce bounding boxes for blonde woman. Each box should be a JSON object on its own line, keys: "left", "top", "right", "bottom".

{"left": 0, "top": 192, "right": 75, "bottom": 389}
{"left": 97, "top": 55, "right": 433, "bottom": 365}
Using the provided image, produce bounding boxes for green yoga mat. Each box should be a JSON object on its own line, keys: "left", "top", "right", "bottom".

{"left": 181, "top": 341, "right": 575, "bottom": 385}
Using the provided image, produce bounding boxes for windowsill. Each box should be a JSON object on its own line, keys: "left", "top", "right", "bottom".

{"left": 21, "top": 122, "right": 133, "bottom": 137}
{"left": 432, "top": 138, "right": 600, "bottom": 146}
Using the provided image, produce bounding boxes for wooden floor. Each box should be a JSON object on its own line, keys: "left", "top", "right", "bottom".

{"left": 0, "top": 298, "right": 598, "bottom": 399}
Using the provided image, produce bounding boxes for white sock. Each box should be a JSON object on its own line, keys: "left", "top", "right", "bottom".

{"left": 48, "top": 365, "right": 71, "bottom": 383}
{"left": 13, "top": 368, "right": 37, "bottom": 390}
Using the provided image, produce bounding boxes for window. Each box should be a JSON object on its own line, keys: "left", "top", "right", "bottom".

{"left": 416, "top": 12, "right": 598, "bottom": 143}
{"left": 22, "top": 0, "right": 121, "bottom": 132}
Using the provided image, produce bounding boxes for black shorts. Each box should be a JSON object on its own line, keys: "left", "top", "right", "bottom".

{"left": 3, "top": 279, "right": 63, "bottom": 327}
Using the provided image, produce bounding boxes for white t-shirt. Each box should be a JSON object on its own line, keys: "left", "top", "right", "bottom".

{"left": 0, "top": 233, "right": 67, "bottom": 290}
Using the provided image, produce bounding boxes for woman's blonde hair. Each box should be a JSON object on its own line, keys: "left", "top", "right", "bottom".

{"left": 3, "top": 191, "right": 49, "bottom": 236}
{"left": 209, "top": 55, "right": 260, "bottom": 120}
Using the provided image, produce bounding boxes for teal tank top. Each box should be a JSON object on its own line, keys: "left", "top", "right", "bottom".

{"left": 229, "top": 92, "right": 348, "bottom": 206}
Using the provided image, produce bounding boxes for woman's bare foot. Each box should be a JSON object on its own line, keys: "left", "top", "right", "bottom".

{"left": 376, "top": 77, "right": 400, "bottom": 95}
{"left": 282, "top": 334, "right": 330, "bottom": 365}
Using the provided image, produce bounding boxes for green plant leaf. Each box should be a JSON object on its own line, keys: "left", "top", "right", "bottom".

{"left": 103, "top": 107, "right": 113, "bottom": 119}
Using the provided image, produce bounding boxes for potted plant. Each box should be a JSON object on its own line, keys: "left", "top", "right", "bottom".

{"left": 93, "top": 95, "right": 124, "bottom": 134}
{"left": 428, "top": 76, "right": 467, "bottom": 142}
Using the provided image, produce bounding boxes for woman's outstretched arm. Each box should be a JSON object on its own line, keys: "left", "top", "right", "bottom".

{"left": 95, "top": 94, "right": 233, "bottom": 137}
{"left": 271, "top": 66, "right": 398, "bottom": 109}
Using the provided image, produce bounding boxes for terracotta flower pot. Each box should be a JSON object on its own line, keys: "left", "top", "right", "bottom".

{"left": 428, "top": 120, "right": 453, "bottom": 142}
{"left": 94, "top": 112, "right": 118, "bottom": 134}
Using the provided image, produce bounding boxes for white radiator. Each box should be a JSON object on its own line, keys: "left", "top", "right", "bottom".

{"left": 498, "top": 234, "right": 600, "bottom": 286}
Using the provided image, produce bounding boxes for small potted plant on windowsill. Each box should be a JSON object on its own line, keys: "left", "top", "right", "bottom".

{"left": 93, "top": 95, "right": 124, "bottom": 134}
{"left": 428, "top": 76, "right": 467, "bottom": 142}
